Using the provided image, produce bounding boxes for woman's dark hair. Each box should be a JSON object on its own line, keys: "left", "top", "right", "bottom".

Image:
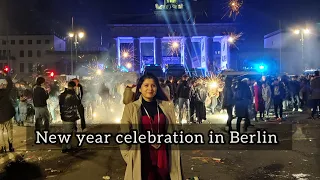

{"left": 36, "top": 77, "right": 45, "bottom": 86}
{"left": 134, "top": 73, "right": 168, "bottom": 101}
{"left": 68, "top": 81, "right": 76, "bottom": 88}
{"left": 159, "top": 78, "right": 165, "bottom": 84}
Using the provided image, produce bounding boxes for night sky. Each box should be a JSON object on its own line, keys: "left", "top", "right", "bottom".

{"left": 1, "top": 0, "right": 320, "bottom": 50}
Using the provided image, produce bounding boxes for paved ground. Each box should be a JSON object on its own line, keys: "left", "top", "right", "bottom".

{"left": 0, "top": 111, "right": 320, "bottom": 180}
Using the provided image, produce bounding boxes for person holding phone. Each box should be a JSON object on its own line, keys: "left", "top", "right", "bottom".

{"left": 0, "top": 70, "right": 15, "bottom": 153}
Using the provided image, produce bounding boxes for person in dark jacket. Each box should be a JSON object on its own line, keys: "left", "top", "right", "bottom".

{"left": 0, "top": 70, "right": 15, "bottom": 153}
{"left": 234, "top": 80, "right": 252, "bottom": 132}
{"left": 165, "top": 76, "right": 177, "bottom": 102}
{"left": 59, "top": 81, "right": 81, "bottom": 153}
{"left": 176, "top": 75, "right": 191, "bottom": 124}
{"left": 271, "top": 79, "right": 286, "bottom": 120}
{"left": 33, "top": 77, "right": 50, "bottom": 131}
{"left": 194, "top": 80, "right": 207, "bottom": 124}
{"left": 310, "top": 71, "right": 320, "bottom": 119}
{"left": 222, "top": 77, "right": 234, "bottom": 131}
{"left": 72, "top": 78, "right": 86, "bottom": 131}
{"left": 289, "top": 76, "right": 301, "bottom": 111}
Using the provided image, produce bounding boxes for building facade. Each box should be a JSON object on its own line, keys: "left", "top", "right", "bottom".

{"left": 264, "top": 28, "right": 320, "bottom": 74}
{"left": 105, "top": 0, "right": 236, "bottom": 75}
{"left": 0, "top": 35, "right": 66, "bottom": 77}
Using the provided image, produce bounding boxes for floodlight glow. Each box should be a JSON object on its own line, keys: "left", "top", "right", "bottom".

{"left": 259, "top": 65, "right": 265, "bottom": 70}
{"left": 96, "top": 69, "right": 102, "bottom": 75}
{"left": 68, "top": 33, "right": 74, "bottom": 38}
{"left": 304, "top": 29, "right": 310, "bottom": 34}
{"left": 294, "top": 29, "right": 300, "bottom": 34}
{"left": 115, "top": 117, "right": 121, "bottom": 124}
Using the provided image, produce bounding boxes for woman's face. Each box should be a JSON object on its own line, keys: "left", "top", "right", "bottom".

{"left": 139, "top": 78, "right": 157, "bottom": 101}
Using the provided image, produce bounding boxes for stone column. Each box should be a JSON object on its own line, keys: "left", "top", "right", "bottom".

{"left": 133, "top": 38, "right": 140, "bottom": 72}
{"left": 155, "top": 38, "right": 162, "bottom": 65}
{"left": 184, "top": 37, "right": 192, "bottom": 70}
{"left": 206, "top": 37, "right": 213, "bottom": 65}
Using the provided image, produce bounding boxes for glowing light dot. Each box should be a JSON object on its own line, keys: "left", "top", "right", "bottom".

{"left": 126, "top": 62, "right": 132, "bottom": 69}
{"left": 78, "top": 32, "right": 85, "bottom": 38}
{"left": 228, "top": 37, "right": 234, "bottom": 43}
{"left": 96, "top": 69, "right": 102, "bottom": 75}
{"left": 68, "top": 33, "right": 74, "bottom": 38}
{"left": 209, "top": 82, "right": 218, "bottom": 89}
{"left": 294, "top": 29, "right": 300, "bottom": 34}
{"left": 122, "top": 52, "right": 129, "bottom": 58}
{"left": 172, "top": 42, "right": 179, "bottom": 49}
{"left": 115, "top": 118, "right": 121, "bottom": 124}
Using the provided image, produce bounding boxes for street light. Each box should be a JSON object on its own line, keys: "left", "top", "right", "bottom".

{"left": 68, "top": 31, "right": 85, "bottom": 75}
{"left": 293, "top": 28, "right": 310, "bottom": 70}
{"left": 68, "top": 32, "right": 74, "bottom": 38}
{"left": 78, "top": 32, "right": 85, "bottom": 39}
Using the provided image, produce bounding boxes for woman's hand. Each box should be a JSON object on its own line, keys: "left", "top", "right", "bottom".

{"left": 126, "top": 84, "right": 136, "bottom": 88}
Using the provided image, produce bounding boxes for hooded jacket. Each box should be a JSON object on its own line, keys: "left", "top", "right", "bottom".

{"left": 0, "top": 75, "right": 15, "bottom": 123}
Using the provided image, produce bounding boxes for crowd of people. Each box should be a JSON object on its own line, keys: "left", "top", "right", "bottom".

{"left": 0, "top": 70, "right": 319, "bottom": 152}
{"left": 0, "top": 69, "right": 319, "bottom": 180}
{"left": 123, "top": 71, "right": 320, "bottom": 133}
{"left": 0, "top": 71, "right": 131, "bottom": 153}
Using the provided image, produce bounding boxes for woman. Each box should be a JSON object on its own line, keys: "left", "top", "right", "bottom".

{"left": 262, "top": 82, "right": 272, "bottom": 119}
{"left": 194, "top": 80, "right": 207, "bottom": 123}
{"left": 120, "top": 73, "right": 183, "bottom": 180}
{"left": 254, "top": 81, "right": 265, "bottom": 120}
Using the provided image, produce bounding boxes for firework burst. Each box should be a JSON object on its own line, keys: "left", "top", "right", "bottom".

{"left": 222, "top": 0, "right": 243, "bottom": 20}
{"left": 225, "top": 32, "right": 243, "bottom": 49}
{"left": 166, "top": 32, "right": 182, "bottom": 56}
{"left": 204, "top": 74, "right": 224, "bottom": 94}
{"left": 119, "top": 43, "right": 139, "bottom": 71}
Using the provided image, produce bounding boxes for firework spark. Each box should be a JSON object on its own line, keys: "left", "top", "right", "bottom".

{"left": 167, "top": 33, "right": 182, "bottom": 56}
{"left": 222, "top": 0, "right": 243, "bottom": 20}
{"left": 225, "top": 32, "right": 243, "bottom": 49}
{"left": 195, "top": 75, "right": 224, "bottom": 99}
{"left": 119, "top": 43, "right": 139, "bottom": 71}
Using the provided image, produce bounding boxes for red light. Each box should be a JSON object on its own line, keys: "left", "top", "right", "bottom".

{"left": 50, "top": 72, "right": 54, "bottom": 77}
{"left": 4, "top": 66, "right": 9, "bottom": 72}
